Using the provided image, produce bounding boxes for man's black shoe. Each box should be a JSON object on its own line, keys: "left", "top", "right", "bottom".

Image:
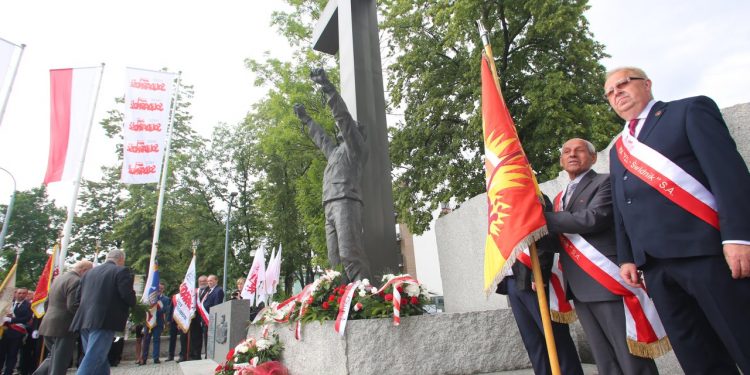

{"left": 154, "top": 359, "right": 161, "bottom": 364}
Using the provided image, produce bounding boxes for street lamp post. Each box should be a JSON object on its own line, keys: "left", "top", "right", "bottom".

{"left": 0, "top": 167, "right": 17, "bottom": 252}
{"left": 222, "top": 192, "right": 238, "bottom": 301}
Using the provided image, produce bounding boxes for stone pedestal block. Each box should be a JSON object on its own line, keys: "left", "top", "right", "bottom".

{"left": 247, "top": 310, "right": 531, "bottom": 375}
{"left": 209, "top": 299, "right": 252, "bottom": 363}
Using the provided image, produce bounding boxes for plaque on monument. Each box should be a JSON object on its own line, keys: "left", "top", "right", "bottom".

{"left": 207, "top": 311, "right": 216, "bottom": 358}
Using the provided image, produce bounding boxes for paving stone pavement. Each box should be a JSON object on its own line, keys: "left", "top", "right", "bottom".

{"left": 66, "top": 358, "right": 183, "bottom": 375}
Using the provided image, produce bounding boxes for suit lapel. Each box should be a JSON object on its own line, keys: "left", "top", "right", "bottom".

{"left": 566, "top": 170, "right": 597, "bottom": 211}
{"left": 637, "top": 101, "right": 667, "bottom": 141}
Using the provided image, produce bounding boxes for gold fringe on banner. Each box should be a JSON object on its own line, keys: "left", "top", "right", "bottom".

{"left": 550, "top": 309, "right": 577, "bottom": 324}
{"left": 627, "top": 336, "right": 672, "bottom": 359}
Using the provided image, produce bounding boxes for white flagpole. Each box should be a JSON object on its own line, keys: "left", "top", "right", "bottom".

{"left": 0, "top": 41, "right": 25, "bottom": 128}
{"left": 142, "top": 71, "right": 181, "bottom": 302}
{"left": 58, "top": 63, "right": 105, "bottom": 269}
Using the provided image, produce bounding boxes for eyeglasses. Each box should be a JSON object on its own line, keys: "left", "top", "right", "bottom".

{"left": 604, "top": 77, "right": 646, "bottom": 99}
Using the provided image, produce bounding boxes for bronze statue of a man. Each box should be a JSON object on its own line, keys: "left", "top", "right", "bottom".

{"left": 293, "top": 68, "right": 373, "bottom": 283}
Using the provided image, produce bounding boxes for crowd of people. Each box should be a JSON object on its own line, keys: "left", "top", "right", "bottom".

{"left": 0, "top": 250, "right": 239, "bottom": 374}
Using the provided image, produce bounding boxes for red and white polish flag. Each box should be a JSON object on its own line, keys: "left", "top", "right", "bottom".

{"left": 44, "top": 67, "right": 101, "bottom": 184}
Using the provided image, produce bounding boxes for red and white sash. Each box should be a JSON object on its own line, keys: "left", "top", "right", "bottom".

{"left": 516, "top": 250, "right": 576, "bottom": 323}
{"left": 553, "top": 191, "right": 671, "bottom": 358}
{"left": 197, "top": 288, "right": 210, "bottom": 326}
{"left": 615, "top": 130, "right": 719, "bottom": 229}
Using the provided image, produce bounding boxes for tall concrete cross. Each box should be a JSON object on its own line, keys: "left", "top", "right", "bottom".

{"left": 312, "top": 0, "right": 400, "bottom": 278}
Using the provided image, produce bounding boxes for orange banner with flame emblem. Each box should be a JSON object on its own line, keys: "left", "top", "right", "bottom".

{"left": 481, "top": 54, "right": 547, "bottom": 294}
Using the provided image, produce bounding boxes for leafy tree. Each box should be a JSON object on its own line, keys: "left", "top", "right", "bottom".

{"left": 0, "top": 186, "right": 65, "bottom": 288}
{"left": 380, "top": 0, "right": 620, "bottom": 233}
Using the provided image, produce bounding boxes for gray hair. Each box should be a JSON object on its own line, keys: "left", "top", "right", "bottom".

{"left": 560, "top": 139, "right": 596, "bottom": 155}
{"left": 106, "top": 249, "right": 126, "bottom": 262}
{"left": 606, "top": 66, "right": 649, "bottom": 80}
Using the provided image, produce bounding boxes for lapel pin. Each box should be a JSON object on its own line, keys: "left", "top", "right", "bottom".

{"left": 655, "top": 110, "right": 662, "bottom": 117}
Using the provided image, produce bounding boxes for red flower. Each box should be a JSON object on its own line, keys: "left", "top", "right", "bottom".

{"left": 215, "top": 364, "right": 223, "bottom": 371}
{"left": 384, "top": 293, "right": 393, "bottom": 301}
{"left": 337, "top": 296, "right": 343, "bottom": 304}
{"left": 337, "top": 287, "right": 345, "bottom": 295}
{"left": 307, "top": 296, "right": 314, "bottom": 304}
{"left": 322, "top": 302, "right": 330, "bottom": 309}
{"left": 226, "top": 348, "right": 235, "bottom": 360}
{"left": 328, "top": 295, "right": 336, "bottom": 302}
{"left": 410, "top": 297, "right": 419, "bottom": 305}
{"left": 396, "top": 286, "right": 404, "bottom": 293}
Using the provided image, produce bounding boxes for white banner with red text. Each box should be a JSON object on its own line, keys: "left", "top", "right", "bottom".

{"left": 121, "top": 68, "right": 176, "bottom": 184}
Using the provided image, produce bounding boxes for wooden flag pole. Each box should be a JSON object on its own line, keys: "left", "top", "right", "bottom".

{"left": 477, "top": 21, "right": 561, "bottom": 375}
{"left": 530, "top": 242, "right": 561, "bottom": 375}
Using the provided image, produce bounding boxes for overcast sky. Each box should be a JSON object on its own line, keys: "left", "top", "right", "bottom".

{"left": 1, "top": 1, "right": 749, "bottom": 291}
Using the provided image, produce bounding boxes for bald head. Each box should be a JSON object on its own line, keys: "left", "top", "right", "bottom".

{"left": 73, "top": 260, "right": 94, "bottom": 275}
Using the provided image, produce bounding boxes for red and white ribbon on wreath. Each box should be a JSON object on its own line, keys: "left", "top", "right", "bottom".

{"left": 374, "top": 275, "right": 419, "bottom": 326}
{"left": 615, "top": 130, "right": 718, "bottom": 229}
{"left": 294, "top": 281, "right": 320, "bottom": 340}
{"left": 334, "top": 281, "right": 361, "bottom": 336}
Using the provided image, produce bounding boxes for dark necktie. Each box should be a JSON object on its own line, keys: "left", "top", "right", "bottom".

{"left": 628, "top": 118, "right": 639, "bottom": 136}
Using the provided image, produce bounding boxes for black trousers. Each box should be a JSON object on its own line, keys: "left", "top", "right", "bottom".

{"left": 168, "top": 321, "right": 186, "bottom": 360}
{"left": 188, "top": 317, "right": 202, "bottom": 360}
{"left": 506, "top": 277, "right": 584, "bottom": 375}
{"left": 0, "top": 336, "right": 22, "bottom": 375}
{"left": 643, "top": 255, "right": 750, "bottom": 374}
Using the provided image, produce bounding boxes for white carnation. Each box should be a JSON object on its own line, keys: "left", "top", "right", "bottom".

{"left": 235, "top": 343, "right": 250, "bottom": 353}
{"left": 358, "top": 289, "right": 367, "bottom": 297}
{"left": 405, "top": 284, "right": 420, "bottom": 297}
{"left": 256, "top": 338, "right": 272, "bottom": 351}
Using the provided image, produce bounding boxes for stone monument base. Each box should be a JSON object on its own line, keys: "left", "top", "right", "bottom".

{"left": 209, "top": 299, "right": 252, "bottom": 363}
{"left": 247, "top": 309, "right": 531, "bottom": 375}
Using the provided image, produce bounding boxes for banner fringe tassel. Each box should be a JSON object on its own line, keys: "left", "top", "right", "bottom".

{"left": 627, "top": 336, "right": 672, "bottom": 359}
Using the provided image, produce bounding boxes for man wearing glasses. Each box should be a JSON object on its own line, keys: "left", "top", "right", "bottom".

{"left": 606, "top": 66, "right": 750, "bottom": 374}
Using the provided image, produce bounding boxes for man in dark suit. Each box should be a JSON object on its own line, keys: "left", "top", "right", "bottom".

{"left": 69, "top": 249, "right": 136, "bottom": 375}
{"left": 202, "top": 275, "right": 224, "bottom": 311}
{"left": 0, "top": 288, "right": 32, "bottom": 375}
{"left": 187, "top": 275, "right": 208, "bottom": 361}
{"left": 34, "top": 261, "right": 93, "bottom": 375}
{"left": 545, "top": 138, "right": 657, "bottom": 375}
{"left": 496, "top": 217, "right": 583, "bottom": 375}
{"left": 165, "top": 293, "right": 186, "bottom": 362}
{"left": 139, "top": 282, "right": 170, "bottom": 365}
{"left": 200, "top": 275, "right": 224, "bottom": 359}
{"left": 607, "top": 66, "right": 750, "bottom": 373}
